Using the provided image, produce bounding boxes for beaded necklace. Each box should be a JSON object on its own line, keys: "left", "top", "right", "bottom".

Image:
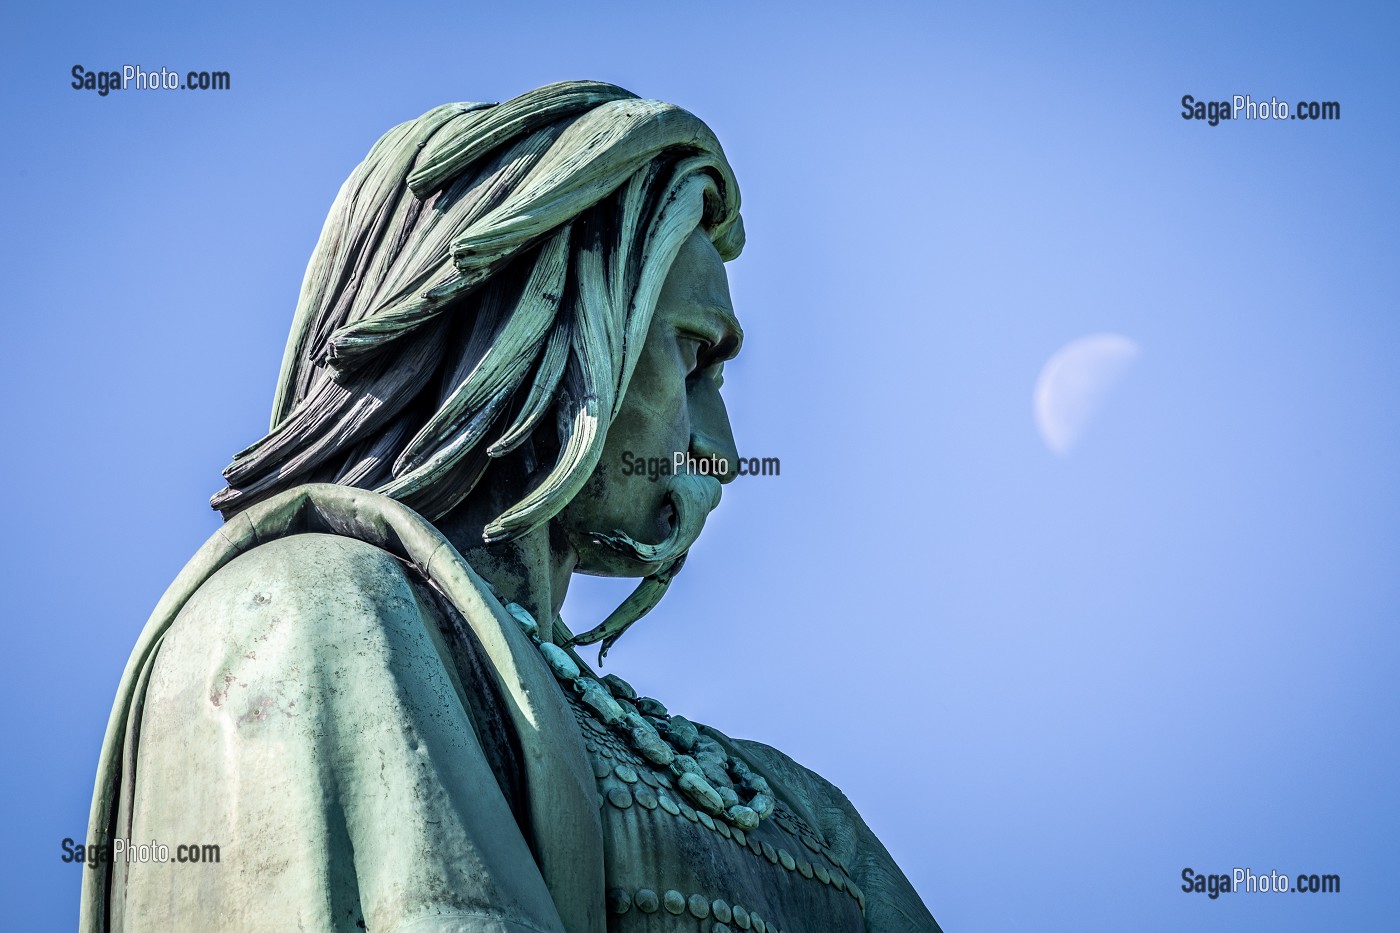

{"left": 505, "top": 601, "right": 775, "bottom": 830}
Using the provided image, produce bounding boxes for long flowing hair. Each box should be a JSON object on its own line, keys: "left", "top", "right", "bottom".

{"left": 212, "top": 81, "right": 743, "bottom": 545}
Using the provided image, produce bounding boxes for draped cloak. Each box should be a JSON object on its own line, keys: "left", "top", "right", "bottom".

{"left": 81, "top": 484, "right": 940, "bottom": 932}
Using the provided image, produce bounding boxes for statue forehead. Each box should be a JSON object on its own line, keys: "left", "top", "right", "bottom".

{"left": 652, "top": 229, "right": 743, "bottom": 349}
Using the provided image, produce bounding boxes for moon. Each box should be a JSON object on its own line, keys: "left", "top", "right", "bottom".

{"left": 1034, "top": 334, "right": 1140, "bottom": 455}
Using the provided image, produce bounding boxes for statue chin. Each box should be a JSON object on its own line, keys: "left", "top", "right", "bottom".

{"left": 561, "top": 472, "right": 722, "bottom": 658}
{"left": 589, "top": 471, "right": 722, "bottom": 570}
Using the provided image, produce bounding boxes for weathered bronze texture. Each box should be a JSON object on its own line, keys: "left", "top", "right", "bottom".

{"left": 83, "top": 81, "right": 941, "bottom": 933}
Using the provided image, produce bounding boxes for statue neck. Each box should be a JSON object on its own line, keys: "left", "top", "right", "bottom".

{"left": 433, "top": 490, "right": 578, "bottom": 644}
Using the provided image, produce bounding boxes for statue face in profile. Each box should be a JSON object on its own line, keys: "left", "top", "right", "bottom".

{"left": 557, "top": 228, "right": 742, "bottom": 579}
{"left": 209, "top": 80, "right": 750, "bottom": 653}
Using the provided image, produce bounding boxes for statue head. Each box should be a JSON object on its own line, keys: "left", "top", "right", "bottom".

{"left": 212, "top": 81, "right": 745, "bottom": 651}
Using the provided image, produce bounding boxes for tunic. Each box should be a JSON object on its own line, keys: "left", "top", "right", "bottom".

{"left": 569, "top": 683, "right": 869, "bottom": 933}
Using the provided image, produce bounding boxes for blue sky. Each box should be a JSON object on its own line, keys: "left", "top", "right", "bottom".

{"left": 3, "top": 2, "right": 1396, "bottom": 930}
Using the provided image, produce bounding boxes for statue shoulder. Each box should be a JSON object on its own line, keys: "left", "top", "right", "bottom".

{"left": 115, "top": 532, "right": 579, "bottom": 933}
{"left": 730, "top": 737, "right": 944, "bottom": 933}
{"left": 177, "top": 532, "right": 433, "bottom": 642}
{"left": 730, "top": 737, "right": 854, "bottom": 815}
{"left": 156, "top": 532, "right": 456, "bottom": 703}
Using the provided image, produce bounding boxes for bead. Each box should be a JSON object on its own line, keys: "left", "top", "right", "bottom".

{"left": 614, "top": 764, "right": 639, "bottom": 784}
{"left": 712, "top": 899, "right": 733, "bottom": 923}
{"left": 749, "top": 793, "right": 775, "bottom": 819}
{"left": 762, "top": 841, "right": 779, "bottom": 864}
{"left": 678, "top": 772, "right": 724, "bottom": 815}
{"left": 832, "top": 871, "right": 846, "bottom": 892}
{"left": 688, "top": 893, "right": 710, "bottom": 918}
{"left": 504, "top": 602, "right": 539, "bottom": 639}
{"left": 801, "top": 834, "right": 822, "bottom": 853}
{"left": 681, "top": 804, "right": 698, "bottom": 822}
{"left": 701, "top": 760, "right": 732, "bottom": 788}
{"left": 667, "top": 715, "right": 700, "bottom": 751}
{"left": 635, "top": 889, "right": 659, "bottom": 913}
{"left": 798, "top": 859, "right": 813, "bottom": 879}
{"left": 716, "top": 819, "right": 731, "bottom": 839}
{"left": 671, "top": 754, "right": 702, "bottom": 776}
{"left": 658, "top": 794, "right": 680, "bottom": 816}
{"left": 778, "top": 848, "right": 795, "bottom": 871}
{"left": 639, "top": 769, "right": 658, "bottom": 787}
{"left": 752, "top": 914, "right": 766, "bottom": 933}
{"left": 606, "top": 787, "right": 633, "bottom": 809}
{"left": 538, "top": 642, "right": 579, "bottom": 681}
{"left": 591, "top": 759, "right": 611, "bottom": 779}
{"left": 716, "top": 783, "right": 741, "bottom": 810}
{"left": 575, "top": 678, "right": 625, "bottom": 726}
{"left": 693, "top": 736, "right": 726, "bottom": 759}
{"left": 633, "top": 728, "right": 676, "bottom": 767}
{"left": 634, "top": 786, "right": 658, "bottom": 810}
{"left": 748, "top": 837, "right": 762, "bottom": 856}
{"left": 732, "top": 828, "right": 747, "bottom": 847}
{"left": 714, "top": 925, "right": 732, "bottom": 933}
{"left": 740, "top": 772, "right": 771, "bottom": 796}
{"left": 600, "top": 673, "right": 636, "bottom": 699}
{"left": 727, "top": 805, "right": 759, "bottom": 830}
{"left": 732, "top": 905, "right": 751, "bottom": 930}
{"left": 636, "top": 696, "right": 668, "bottom": 717}
{"left": 663, "top": 889, "right": 686, "bottom": 914}
{"left": 606, "top": 887, "right": 632, "bottom": 914}
{"left": 814, "top": 863, "right": 831, "bottom": 884}
{"left": 699, "top": 811, "right": 716, "bottom": 830}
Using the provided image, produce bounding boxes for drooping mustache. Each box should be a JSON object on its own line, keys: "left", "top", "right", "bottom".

{"left": 566, "top": 472, "right": 723, "bottom": 661}
{"left": 589, "top": 471, "right": 723, "bottom": 566}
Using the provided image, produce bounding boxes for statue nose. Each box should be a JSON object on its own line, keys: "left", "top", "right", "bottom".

{"left": 690, "top": 429, "right": 739, "bottom": 484}
{"left": 687, "top": 374, "right": 739, "bottom": 483}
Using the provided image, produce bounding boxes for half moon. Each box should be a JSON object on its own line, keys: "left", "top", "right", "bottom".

{"left": 1034, "top": 334, "right": 1139, "bottom": 455}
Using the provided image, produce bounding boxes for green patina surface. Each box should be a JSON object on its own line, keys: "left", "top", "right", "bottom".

{"left": 85, "top": 81, "right": 942, "bottom": 933}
